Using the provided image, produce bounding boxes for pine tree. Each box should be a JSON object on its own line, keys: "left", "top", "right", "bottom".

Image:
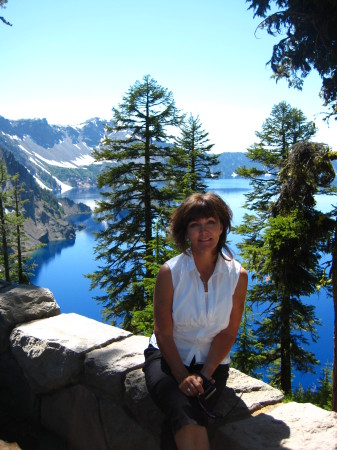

{"left": 291, "top": 363, "right": 333, "bottom": 411}
{"left": 170, "top": 114, "right": 220, "bottom": 196}
{"left": 131, "top": 115, "right": 222, "bottom": 334}
{"left": 88, "top": 75, "right": 183, "bottom": 329}
{"left": 235, "top": 102, "right": 336, "bottom": 394}
{"left": 8, "top": 174, "right": 32, "bottom": 283}
{"left": 247, "top": 0, "right": 337, "bottom": 407}
{"left": 0, "top": 161, "right": 11, "bottom": 282}
{"left": 331, "top": 221, "right": 337, "bottom": 411}
{"left": 131, "top": 224, "right": 178, "bottom": 336}
{"left": 231, "top": 302, "right": 265, "bottom": 378}
{"left": 0, "top": 166, "right": 36, "bottom": 284}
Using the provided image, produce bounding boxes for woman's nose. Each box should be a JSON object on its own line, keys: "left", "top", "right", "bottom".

{"left": 198, "top": 223, "right": 209, "bottom": 233}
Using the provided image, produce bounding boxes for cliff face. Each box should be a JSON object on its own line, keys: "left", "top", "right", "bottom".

{"left": 0, "top": 116, "right": 108, "bottom": 190}
{"left": 0, "top": 146, "right": 91, "bottom": 246}
{"left": 0, "top": 283, "right": 336, "bottom": 450}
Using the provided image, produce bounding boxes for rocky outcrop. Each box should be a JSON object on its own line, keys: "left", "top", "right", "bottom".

{"left": 0, "top": 283, "right": 336, "bottom": 449}
{"left": 23, "top": 196, "right": 91, "bottom": 245}
{"left": 58, "top": 197, "right": 92, "bottom": 216}
{"left": 0, "top": 283, "right": 60, "bottom": 353}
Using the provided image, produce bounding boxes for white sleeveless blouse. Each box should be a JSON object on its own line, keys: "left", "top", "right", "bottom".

{"left": 150, "top": 251, "right": 241, "bottom": 365}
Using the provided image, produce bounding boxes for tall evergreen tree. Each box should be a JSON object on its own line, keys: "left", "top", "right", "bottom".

{"left": 235, "top": 102, "right": 335, "bottom": 394}
{"left": 331, "top": 222, "right": 337, "bottom": 411}
{"left": 238, "top": 101, "right": 316, "bottom": 212}
{"left": 0, "top": 161, "right": 11, "bottom": 281}
{"left": 231, "top": 302, "right": 265, "bottom": 378}
{"left": 9, "top": 174, "right": 31, "bottom": 283}
{"left": 170, "top": 114, "right": 220, "bottom": 196}
{"left": 246, "top": 0, "right": 337, "bottom": 408}
{"left": 88, "top": 75, "right": 183, "bottom": 329}
{"left": 131, "top": 115, "right": 222, "bottom": 335}
{"left": 0, "top": 166, "right": 35, "bottom": 284}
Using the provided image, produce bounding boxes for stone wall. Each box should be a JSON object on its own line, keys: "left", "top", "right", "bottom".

{"left": 0, "top": 282, "right": 336, "bottom": 449}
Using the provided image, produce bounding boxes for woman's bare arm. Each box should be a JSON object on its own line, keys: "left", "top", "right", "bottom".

{"left": 153, "top": 263, "right": 190, "bottom": 384}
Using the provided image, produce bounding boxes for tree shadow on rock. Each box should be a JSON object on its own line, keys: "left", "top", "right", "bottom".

{"left": 209, "top": 387, "right": 290, "bottom": 450}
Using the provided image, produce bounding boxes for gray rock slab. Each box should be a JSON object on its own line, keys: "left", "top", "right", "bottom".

{"left": 10, "top": 313, "right": 131, "bottom": 393}
{"left": 100, "top": 396, "right": 159, "bottom": 450}
{"left": 215, "top": 368, "right": 284, "bottom": 419}
{"left": 41, "top": 384, "right": 108, "bottom": 450}
{"left": 124, "top": 368, "right": 165, "bottom": 440}
{"left": 85, "top": 334, "right": 148, "bottom": 398}
{"left": 0, "top": 284, "right": 60, "bottom": 352}
{"left": 227, "top": 368, "right": 284, "bottom": 397}
{"left": 212, "top": 401, "right": 337, "bottom": 450}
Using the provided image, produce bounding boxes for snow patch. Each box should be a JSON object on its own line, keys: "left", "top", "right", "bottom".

{"left": 28, "top": 157, "right": 51, "bottom": 174}
{"left": 33, "top": 152, "right": 78, "bottom": 168}
{"left": 72, "top": 154, "right": 95, "bottom": 166}
{"left": 9, "top": 134, "right": 21, "bottom": 141}
{"left": 33, "top": 175, "right": 52, "bottom": 191}
{"left": 18, "top": 144, "right": 31, "bottom": 155}
{"left": 52, "top": 176, "right": 73, "bottom": 193}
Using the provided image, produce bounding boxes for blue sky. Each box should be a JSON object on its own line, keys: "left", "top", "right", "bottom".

{"left": 1, "top": 0, "right": 337, "bottom": 153}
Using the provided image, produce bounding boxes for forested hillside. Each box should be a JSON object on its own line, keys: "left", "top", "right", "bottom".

{"left": 0, "top": 146, "right": 90, "bottom": 246}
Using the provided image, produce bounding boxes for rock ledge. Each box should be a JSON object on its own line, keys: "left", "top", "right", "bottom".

{"left": 1, "top": 284, "right": 336, "bottom": 449}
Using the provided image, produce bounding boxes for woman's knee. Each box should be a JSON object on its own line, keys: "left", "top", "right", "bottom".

{"left": 174, "top": 424, "right": 210, "bottom": 450}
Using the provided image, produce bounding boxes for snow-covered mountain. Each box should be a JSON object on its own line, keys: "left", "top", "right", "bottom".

{"left": 0, "top": 116, "right": 109, "bottom": 192}
{"left": 0, "top": 115, "right": 248, "bottom": 189}
{"left": 4, "top": 114, "right": 324, "bottom": 190}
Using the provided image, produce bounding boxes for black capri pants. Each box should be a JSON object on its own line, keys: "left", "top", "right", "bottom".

{"left": 143, "top": 344, "right": 229, "bottom": 436}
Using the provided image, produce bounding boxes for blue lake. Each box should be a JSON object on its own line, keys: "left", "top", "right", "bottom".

{"left": 30, "top": 178, "right": 335, "bottom": 389}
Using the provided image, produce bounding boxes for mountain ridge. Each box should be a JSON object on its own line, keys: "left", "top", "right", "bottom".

{"left": 1, "top": 115, "right": 335, "bottom": 192}
{"left": 0, "top": 116, "right": 108, "bottom": 191}
{"left": 1, "top": 115, "right": 335, "bottom": 248}
{"left": 0, "top": 115, "right": 256, "bottom": 190}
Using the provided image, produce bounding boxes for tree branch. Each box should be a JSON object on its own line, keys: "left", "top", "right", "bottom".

{"left": 0, "top": 16, "right": 12, "bottom": 26}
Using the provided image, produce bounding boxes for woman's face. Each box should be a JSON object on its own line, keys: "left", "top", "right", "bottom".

{"left": 186, "top": 216, "right": 223, "bottom": 252}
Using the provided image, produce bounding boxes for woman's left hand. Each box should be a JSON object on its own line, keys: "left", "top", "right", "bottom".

{"left": 178, "top": 374, "right": 205, "bottom": 397}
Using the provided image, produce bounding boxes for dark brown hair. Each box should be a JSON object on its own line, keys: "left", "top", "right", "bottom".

{"left": 170, "top": 192, "right": 233, "bottom": 257}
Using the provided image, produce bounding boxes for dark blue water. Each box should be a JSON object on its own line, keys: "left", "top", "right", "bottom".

{"left": 30, "top": 213, "right": 105, "bottom": 322}
{"left": 30, "top": 179, "right": 335, "bottom": 389}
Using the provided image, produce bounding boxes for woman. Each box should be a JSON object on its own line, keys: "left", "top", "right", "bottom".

{"left": 144, "top": 192, "right": 248, "bottom": 450}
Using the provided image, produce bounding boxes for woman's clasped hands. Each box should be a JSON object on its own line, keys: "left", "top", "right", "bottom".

{"left": 178, "top": 373, "right": 215, "bottom": 397}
